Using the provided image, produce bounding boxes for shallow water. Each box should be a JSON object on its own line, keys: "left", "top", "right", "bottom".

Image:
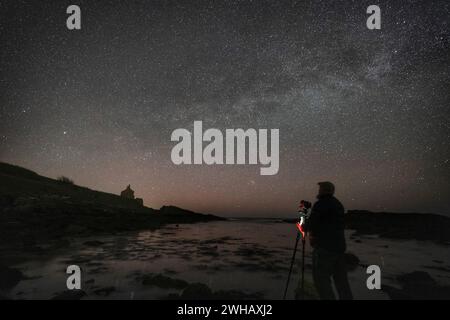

{"left": 8, "top": 219, "right": 450, "bottom": 300}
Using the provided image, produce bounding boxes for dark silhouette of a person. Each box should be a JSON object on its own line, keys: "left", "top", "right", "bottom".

{"left": 306, "top": 181, "right": 353, "bottom": 300}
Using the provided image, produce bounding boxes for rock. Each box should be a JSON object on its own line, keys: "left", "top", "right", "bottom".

{"left": 163, "top": 268, "right": 178, "bottom": 275}
{"left": 93, "top": 286, "right": 116, "bottom": 296}
{"left": 398, "top": 271, "right": 437, "bottom": 287}
{"left": 90, "top": 266, "right": 109, "bottom": 274}
{"left": 159, "top": 205, "right": 225, "bottom": 222}
{"left": 87, "top": 262, "right": 103, "bottom": 267}
{"left": 142, "top": 274, "right": 189, "bottom": 289}
{"left": 53, "top": 239, "right": 71, "bottom": 248}
{"left": 166, "top": 283, "right": 266, "bottom": 300}
{"left": 424, "top": 265, "right": 450, "bottom": 273}
{"left": 0, "top": 195, "right": 15, "bottom": 208}
{"left": 22, "top": 236, "right": 37, "bottom": 248}
{"left": 383, "top": 271, "right": 450, "bottom": 300}
{"left": 164, "top": 293, "right": 181, "bottom": 300}
{"left": 0, "top": 265, "right": 24, "bottom": 291}
{"left": 381, "top": 285, "right": 410, "bottom": 300}
{"left": 83, "top": 240, "right": 105, "bottom": 247}
{"left": 214, "top": 289, "right": 264, "bottom": 300}
{"left": 181, "top": 283, "right": 214, "bottom": 299}
{"left": 51, "top": 290, "right": 87, "bottom": 300}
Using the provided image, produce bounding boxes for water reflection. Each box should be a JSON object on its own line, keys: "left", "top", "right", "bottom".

{"left": 8, "top": 220, "right": 450, "bottom": 299}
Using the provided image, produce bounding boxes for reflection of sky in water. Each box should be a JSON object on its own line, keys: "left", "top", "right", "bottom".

{"left": 9, "top": 220, "right": 450, "bottom": 300}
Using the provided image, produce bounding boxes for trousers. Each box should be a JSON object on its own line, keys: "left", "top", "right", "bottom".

{"left": 312, "top": 247, "right": 353, "bottom": 300}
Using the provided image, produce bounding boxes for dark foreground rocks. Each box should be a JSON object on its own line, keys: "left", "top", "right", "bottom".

{"left": 0, "top": 265, "right": 25, "bottom": 291}
{"left": 139, "top": 273, "right": 264, "bottom": 300}
{"left": 93, "top": 286, "right": 116, "bottom": 296}
{"left": 141, "top": 273, "right": 189, "bottom": 289}
{"left": 166, "top": 283, "right": 265, "bottom": 300}
{"left": 51, "top": 290, "right": 87, "bottom": 300}
{"left": 383, "top": 271, "right": 450, "bottom": 300}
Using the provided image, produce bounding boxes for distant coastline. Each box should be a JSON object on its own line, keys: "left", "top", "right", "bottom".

{"left": 282, "top": 210, "right": 450, "bottom": 244}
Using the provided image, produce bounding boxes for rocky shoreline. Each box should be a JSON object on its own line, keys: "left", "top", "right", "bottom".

{"left": 0, "top": 162, "right": 224, "bottom": 252}
{"left": 345, "top": 210, "right": 450, "bottom": 244}
{"left": 283, "top": 210, "right": 450, "bottom": 244}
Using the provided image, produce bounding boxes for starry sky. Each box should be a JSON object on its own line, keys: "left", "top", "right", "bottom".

{"left": 1, "top": 0, "right": 449, "bottom": 217}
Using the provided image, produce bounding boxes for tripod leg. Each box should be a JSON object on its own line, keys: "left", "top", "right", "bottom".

{"left": 283, "top": 232, "right": 300, "bottom": 300}
{"left": 301, "top": 238, "right": 305, "bottom": 300}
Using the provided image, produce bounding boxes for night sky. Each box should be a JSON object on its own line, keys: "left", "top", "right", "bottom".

{"left": 1, "top": 0, "right": 449, "bottom": 217}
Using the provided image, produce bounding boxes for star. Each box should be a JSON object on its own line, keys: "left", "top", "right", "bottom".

{"left": 0, "top": 0, "right": 448, "bottom": 216}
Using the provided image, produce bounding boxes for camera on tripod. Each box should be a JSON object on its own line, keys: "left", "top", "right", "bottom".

{"left": 298, "top": 200, "right": 312, "bottom": 217}
{"left": 299, "top": 200, "right": 312, "bottom": 210}
{"left": 296, "top": 200, "right": 312, "bottom": 238}
{"left": 284, "top": 199, "right": 312, "bottom": 299}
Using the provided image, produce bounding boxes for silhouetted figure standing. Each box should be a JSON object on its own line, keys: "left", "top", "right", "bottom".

{"left": 307, "top": 181, "right": 353, "bottom": 300}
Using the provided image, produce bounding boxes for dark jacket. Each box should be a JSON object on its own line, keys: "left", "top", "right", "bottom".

{"left": 306, "top": 195, "right": 346, "bottom": 253}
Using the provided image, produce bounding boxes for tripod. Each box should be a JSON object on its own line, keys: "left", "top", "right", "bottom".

{"left": 283, "top": 227, "right": 306, "bottom": 300}
{"left": 283, "top": 204, "right": 309, "bottom": 300}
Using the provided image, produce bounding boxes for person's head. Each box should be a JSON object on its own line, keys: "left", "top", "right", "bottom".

{"left": 317, "top": 181, "right": 335, "bottom": 196}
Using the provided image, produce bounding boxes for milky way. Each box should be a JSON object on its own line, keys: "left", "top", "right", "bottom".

{"left": 1, "top": 0, "right": 449, "bottom": 216}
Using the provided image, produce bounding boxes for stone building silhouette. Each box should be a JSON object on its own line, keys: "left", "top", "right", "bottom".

{"left": 120, "top": 184, "right": 135, "bottom": 199}
{"left": 120, "top": 184, "right": 143, "bottom": 206}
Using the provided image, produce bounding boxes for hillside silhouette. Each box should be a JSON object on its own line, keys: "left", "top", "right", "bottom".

{"left": 0, "top": 162, "right": 223, "bottom": 246}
